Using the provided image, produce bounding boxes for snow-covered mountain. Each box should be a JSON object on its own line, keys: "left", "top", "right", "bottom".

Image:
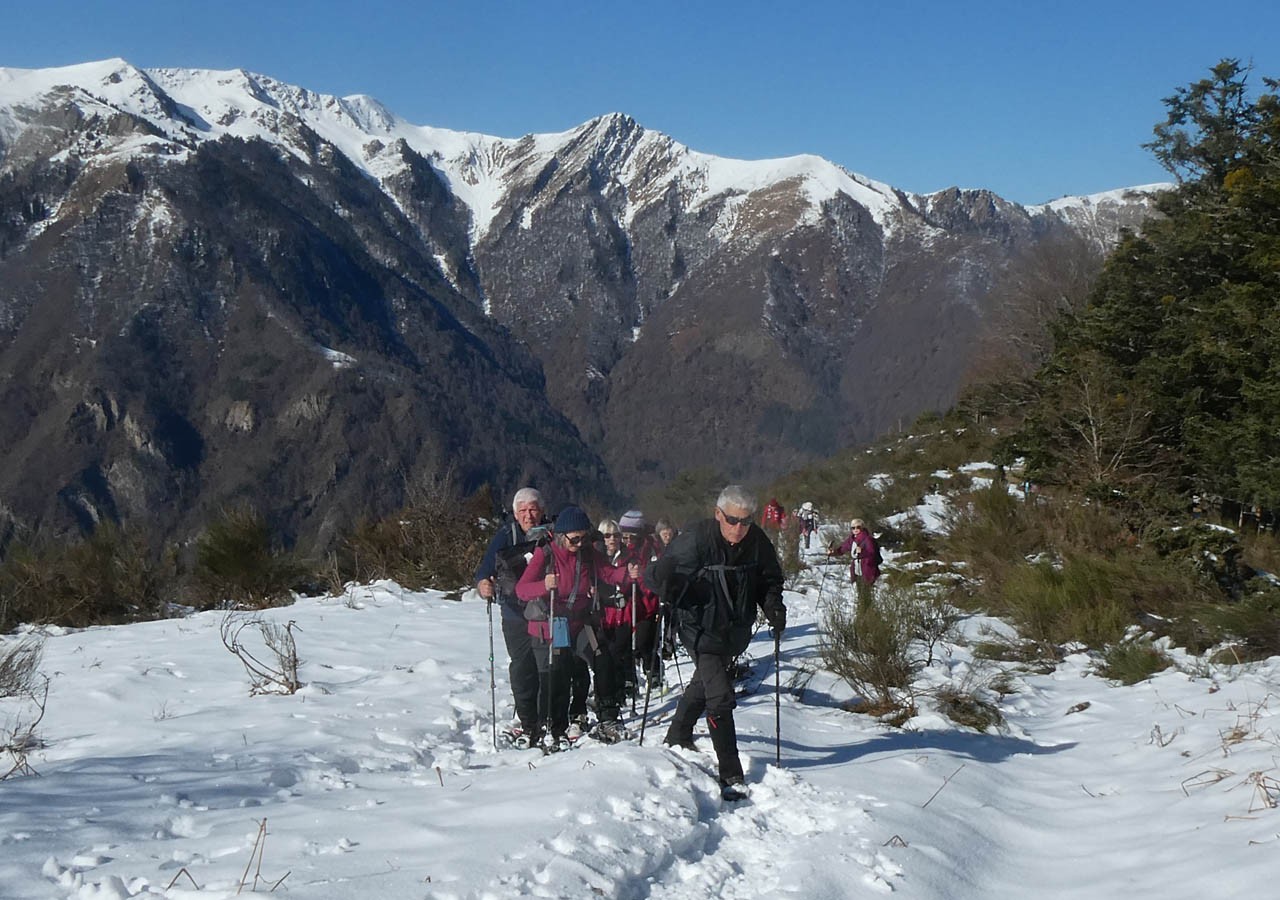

{"left": 0, "top": 60, "right": 1164, "bottom": 546}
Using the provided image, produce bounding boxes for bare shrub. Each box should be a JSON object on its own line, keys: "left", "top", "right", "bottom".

{"left": 941, "top": 481, "right": 1042, "bottom": 589}
{"left": 221, "top": 613, "right": 302, "bottom": 695}
{"left": 777, "top": 518, "right": 804, "bottom": 588}
{"left": 971, "top": 635, "right": 1053, "bottom": 667}
{"left": 193, "top": 506, "right": 307, "bottom": 610}
{"left": 934, "top": 684, "right": 1005, "bottom": 732}
{"left": 0, "top": 638, "right": 42, "bottom": 698}
{"left": 1194, "top": 588, "right": 1280, "bottom": 661}
{"left": 819, "top": 583, "right": 955, "bottom": 716}
{"left": 1099, "top": 639, "right": 1173, "bottom": 684}
{"left": 996, "top": 557, "right": 1134, "bottom": 651}
{"left": 0, "top": 526, "right": 167, "bottom": 631}
{"left": 1, "top": 638, "right": 47, "bottom": 778}
{"left": 337, "top": 470, "right": 488, "bottom": 591}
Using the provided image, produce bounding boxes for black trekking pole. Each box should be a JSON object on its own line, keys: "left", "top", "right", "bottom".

{"left": 774, "top": 629, "right": 782, "bottom": 766}
{"left": 639, "top": 605, "right": 661, "bottom": 746}
{"left": 487, "top": 594, "right": 498, "bottom": 750}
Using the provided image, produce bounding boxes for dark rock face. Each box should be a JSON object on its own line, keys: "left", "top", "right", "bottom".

{"left": 0, "top": 64, "right": 1160, "bottom": 549}
{"left": 0, "top": 106, "right": 613, "bottom": 548}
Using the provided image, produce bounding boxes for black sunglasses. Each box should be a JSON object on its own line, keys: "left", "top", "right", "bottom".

{"left": 719, "top": 509, "right": 753, "bottom": 526}
{"left": 563, "top": 533, "right": 587, "bottom": 546}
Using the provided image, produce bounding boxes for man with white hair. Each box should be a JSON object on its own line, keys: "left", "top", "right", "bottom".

{"left": 474, "top": 487, "right": 549, "bottom": 746}
{"left": 646, "top": 485, "right": 786, "bottom": 799}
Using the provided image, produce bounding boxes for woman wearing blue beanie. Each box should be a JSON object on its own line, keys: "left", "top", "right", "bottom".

{"left": 516, "top": 506, "right": 641, "bottom": 750}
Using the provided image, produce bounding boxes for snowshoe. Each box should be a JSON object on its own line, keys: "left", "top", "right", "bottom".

{"left": 543, "top": 732, "right": 573, "bottom": 754}
{"left": 591, "top": 720, "right": 630, "bottom": 744}
{"left": 509, "top": 726, "right": 543, "bottom": 751}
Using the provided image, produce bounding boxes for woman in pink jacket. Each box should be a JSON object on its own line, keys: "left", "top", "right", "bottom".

{"left": 516, "top": 506, "right": 639, "bottom": 750}
{"left": 832, "top": 518, "right": 880, "bottom": 610}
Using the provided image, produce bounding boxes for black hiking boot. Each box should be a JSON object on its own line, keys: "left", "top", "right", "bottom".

{"left": 720, "top": 775, "right": 748, "bottom": 802}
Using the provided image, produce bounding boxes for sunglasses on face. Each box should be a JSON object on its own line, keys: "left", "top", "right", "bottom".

{"left": 563, "top": 533, "right": 587, "bottom": 546}
{"left": 719, "top": 510, "right": 753, "bottom": 526}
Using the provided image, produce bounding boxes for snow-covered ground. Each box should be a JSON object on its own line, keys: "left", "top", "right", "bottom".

{"left": 2, "top": 538, "right": 1279, "bottom": 899}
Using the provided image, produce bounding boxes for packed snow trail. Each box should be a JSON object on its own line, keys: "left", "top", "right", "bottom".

{"left": 3, "top": 565, "right": 1279, "bottom": 898}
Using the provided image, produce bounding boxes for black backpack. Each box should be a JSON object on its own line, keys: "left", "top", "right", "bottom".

{"left": 494, "top": 523, "right": 551, "bottom": 598}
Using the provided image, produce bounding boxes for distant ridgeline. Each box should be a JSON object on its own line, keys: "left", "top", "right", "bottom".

{"left": 0, "top": 59, "right": 1162, "bottom": 550}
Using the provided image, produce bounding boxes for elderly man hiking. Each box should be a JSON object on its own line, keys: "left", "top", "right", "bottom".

{"left": 646, "top": 485, "right": 786, "bottom": 800}
{"left": 474, "top": 487, "right": 550, "bottom": 748}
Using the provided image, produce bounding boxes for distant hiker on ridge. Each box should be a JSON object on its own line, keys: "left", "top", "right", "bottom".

{"left": 763, "top": 498, "right": 785, "bottom": 531}
{"left": 796, "top": 501, "right": 819, "bottom": 549}
{"left": 830, "top": 518, "right": 881, "bottom": 610}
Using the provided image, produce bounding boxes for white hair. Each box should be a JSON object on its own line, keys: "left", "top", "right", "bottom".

{"left": 716, "top": 484, "right": 758, "bottom": 514}
{"left": 511, "top": 487, "right": 544, "bottom": 512}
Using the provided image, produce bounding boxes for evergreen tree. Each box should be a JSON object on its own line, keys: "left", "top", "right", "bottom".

{"left": 1021, "top": 61, "right": 1280, "bottom": 508}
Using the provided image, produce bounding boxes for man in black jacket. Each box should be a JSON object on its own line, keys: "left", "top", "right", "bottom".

{"left": 645, "top": 485, "right": 786, "bottom": 794}
{"left": 474, "top": 487, "right": 548, "bottom": 747}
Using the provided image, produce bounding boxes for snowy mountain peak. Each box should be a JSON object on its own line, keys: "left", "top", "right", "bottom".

{"left": 0, "top": 60, "right": 910, "bottom": 242}
{"left": 0, "top": 58, "right": 1164, "bottom": 256}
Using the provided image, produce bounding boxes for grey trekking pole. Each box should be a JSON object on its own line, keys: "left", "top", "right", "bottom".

{"left": 629, "top": 583, "right": 639, "bottom": 715}
{"left": 546, "top": 585, "right": 557, "bottom": 742}
{"left": 774, "top": 630, "right": 782, "bottom": 766}
{"left": 487, "top": 594, "right": 498, "bottom": 750}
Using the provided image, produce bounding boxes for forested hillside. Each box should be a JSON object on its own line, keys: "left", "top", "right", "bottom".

{"left": 1012, "top": 59, "right": 1280, "bottom": 517}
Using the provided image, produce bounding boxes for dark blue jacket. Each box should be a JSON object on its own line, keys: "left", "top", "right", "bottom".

{"left": 474, "top": 519, "right": 546, "bottom": 621}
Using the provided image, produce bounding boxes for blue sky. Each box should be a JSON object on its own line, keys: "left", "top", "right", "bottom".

{"left": 3, "top": 0, "right": 1279, "bottom": 204}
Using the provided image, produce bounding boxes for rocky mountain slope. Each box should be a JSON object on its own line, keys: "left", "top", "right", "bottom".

{"left": 0, "top": 60, "right": 1162, "bottom": 547}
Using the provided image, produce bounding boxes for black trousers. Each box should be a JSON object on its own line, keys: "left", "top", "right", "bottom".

{"left": 593, "top": 625, "right": 632, "bottom": 722}
{"left": 570, "top": 653, "right": 591, "bottom": 718}
{"left": 501, "top": 614, "right": 540, "bottom": 730}
{"left": 634, "top": 617, "right": 662, "bottom": 681}
{"left": 531, "top": 637, "right": 576, "bottom": 736}
{"left": 664, "top": 651, "right": 743, "bottom": 783}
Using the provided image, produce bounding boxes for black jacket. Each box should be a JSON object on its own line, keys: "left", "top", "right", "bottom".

{"left": 645, "top": 518, "right": 786, "bottom": 656}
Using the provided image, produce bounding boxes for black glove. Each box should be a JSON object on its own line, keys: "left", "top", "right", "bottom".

{"left": 769, "top": 608, "right": 786, "bottom": 637}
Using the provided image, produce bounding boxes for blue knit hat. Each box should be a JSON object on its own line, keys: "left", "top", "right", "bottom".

{"left": 554, "top": 505, "right": 592, "bottom": 535}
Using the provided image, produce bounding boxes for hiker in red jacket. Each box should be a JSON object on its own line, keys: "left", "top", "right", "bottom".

{"left": 763, "top": 498, "right": 785, "bottom": 531}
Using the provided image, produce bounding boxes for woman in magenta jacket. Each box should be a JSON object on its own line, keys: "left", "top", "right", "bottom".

{"left": 833, "top": 518, "right": 880, "bottom": 609}
{"left": 516, "top": 506, "right": 640, "bottom": 748}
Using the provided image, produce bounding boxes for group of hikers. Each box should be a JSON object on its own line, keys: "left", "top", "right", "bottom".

{"left": 473, "top": 484, "right": 879, "bottom": 797}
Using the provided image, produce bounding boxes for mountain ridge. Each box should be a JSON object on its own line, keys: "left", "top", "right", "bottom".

{"left": 0, "top": 59, "right": 1165, "bottom": 548}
